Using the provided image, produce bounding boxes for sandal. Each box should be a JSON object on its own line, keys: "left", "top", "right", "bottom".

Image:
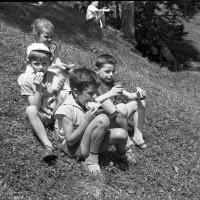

{"left": 131, "top": 138, "right": 147, "bottom": 149}
{"left": 81, "top": 161, "right": 102, "bottom": 176}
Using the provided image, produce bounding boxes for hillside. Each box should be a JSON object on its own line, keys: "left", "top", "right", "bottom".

{"left": 1, "top": 2, "right": 200, "bottom": 200}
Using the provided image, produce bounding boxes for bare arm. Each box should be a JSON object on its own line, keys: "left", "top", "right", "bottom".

{"left": 122, "top": 89, "right": 146, "bottom": 100}
{"left": 27, "top": 73, "right": 45, "bottom": 108}
{"left": 62, "top": 107, "right": 98, "bottom": 146}
{"left": 95, "top": 85, "right": 123, "bottom": 103}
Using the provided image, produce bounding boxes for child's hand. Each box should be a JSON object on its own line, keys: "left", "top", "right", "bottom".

{"left": 136, "top": 87, "right": 146, "bottom": 100}
{"left": 33, "top": 72, "right": 44, "bottom": 85}
{"left": 62, "top": 63, "right": 75, "bottom": 71}
{"left": 84, "top": 106, "right": 98, "bottom": 123}
{"left": 110, "top": 84, "right": 123, "bottom": 96}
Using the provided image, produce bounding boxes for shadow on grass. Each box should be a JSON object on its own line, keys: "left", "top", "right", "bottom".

{"left": 0, "top": 2, "right": 103, "bottom": 52}
{"left": 167, "top": 38, "right": 200, "bottom": 72}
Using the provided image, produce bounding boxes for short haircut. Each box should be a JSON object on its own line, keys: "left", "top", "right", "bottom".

{"left": 95, "top": 54, "right": 117, "bottom": 69}
{"left": 28, "top": 50, "right": 51, "bottom": 62}
{"left": 69, "top": 68, "right": 100, "bottom": 92}
{"left": 31, "top": 18, "right": 54, "bottom": 36}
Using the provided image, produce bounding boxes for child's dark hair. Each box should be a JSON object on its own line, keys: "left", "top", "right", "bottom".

{"left": 95, "top": 54, "right": 117, "bottom": 69}
{"left": 31, "top": 18, "right": 54, "bottom": 36}
{"left": 69, "top": 68, "right": 100, "bottom": 92}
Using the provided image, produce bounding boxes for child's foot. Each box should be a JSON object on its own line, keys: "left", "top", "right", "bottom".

{"left": 81, "top": 160, "right": 102, "bottom": 176}
{"left": 42, "top": 145, "right": 57, "bottom": 161}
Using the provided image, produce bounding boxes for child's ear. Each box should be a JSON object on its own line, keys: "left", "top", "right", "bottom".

{"left": 72, "top": 88, "right": 79, "bottom": 98}
{"left": 94, "top": 67, "right": 99, "bottom": 74}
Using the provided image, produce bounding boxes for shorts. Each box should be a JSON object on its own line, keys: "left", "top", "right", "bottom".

{"left": 39, "top": 109, "right": 55, "bottom": 128}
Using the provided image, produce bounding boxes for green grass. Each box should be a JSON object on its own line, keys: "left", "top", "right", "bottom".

{"left": 1, "top": 2, "right": 200, "bottom": 200}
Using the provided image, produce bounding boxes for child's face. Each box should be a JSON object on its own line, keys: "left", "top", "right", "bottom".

{"left": 96, "top": 64, "right": 116, "bottom": 83}
{"left": 30, "top": 57, "right": 50, "bottom": 74}
{"left": 75, "top": 85, "right": 98, "bottom": 106}
{"left": 92, "top": 1, "right": 99, "bottom": 7}
{"left": 36, "top": 28, "right": 54, "bottom": 48}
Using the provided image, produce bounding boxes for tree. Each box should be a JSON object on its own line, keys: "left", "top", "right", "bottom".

{"left": 121, "top": 1, "right": 135, "bottom": 43}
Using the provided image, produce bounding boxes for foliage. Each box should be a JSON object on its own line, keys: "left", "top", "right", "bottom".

{"left": 134, "top": 2, "right": 187, "bottom": 63}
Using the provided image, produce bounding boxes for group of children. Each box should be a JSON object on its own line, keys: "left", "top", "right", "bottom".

{"left": 18, "top": 18, "right": 147, "bottom": 176}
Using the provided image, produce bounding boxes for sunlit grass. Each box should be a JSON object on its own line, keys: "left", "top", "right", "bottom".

{"left": 1, "top": 2, "right": 200, "bottom": 199}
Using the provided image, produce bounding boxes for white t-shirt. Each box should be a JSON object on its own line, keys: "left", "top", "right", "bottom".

{"left": 86, "top": 4, "right": 99, "bottom": 20}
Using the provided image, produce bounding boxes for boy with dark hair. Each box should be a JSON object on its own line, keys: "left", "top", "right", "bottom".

{"left": 55, "top": 68, "right": 135, "bottom": 176}
{"left": 94, "top": 54, "right": 147, "bottom": 150}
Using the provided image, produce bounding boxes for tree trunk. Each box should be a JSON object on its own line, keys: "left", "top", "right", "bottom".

{"left": 121, "top": 1, "right": 135, "bottom": 42}
{"left": 115, "top": 1, "right": 121, "bottom": 29}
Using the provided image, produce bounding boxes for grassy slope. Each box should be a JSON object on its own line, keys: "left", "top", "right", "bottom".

{"left": 1, "top": 2, "right": 200, "bottom": 200}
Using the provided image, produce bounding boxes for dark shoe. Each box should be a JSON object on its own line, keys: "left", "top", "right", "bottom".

{"left": 113, "top": 144, "right": 137, "bottom": 164}
{"left": 42, "top": 145, "right": 57, "bottom": 161}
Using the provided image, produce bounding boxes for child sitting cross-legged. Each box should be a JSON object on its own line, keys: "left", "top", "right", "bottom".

{"left": 55, "top": 68, "right": 135, "bottom": 176}
{"left": 94, "top": 54, "right": 147, "bottom": 152}
{"left": 18, "top": 43, "right": 67, "bottom": 161}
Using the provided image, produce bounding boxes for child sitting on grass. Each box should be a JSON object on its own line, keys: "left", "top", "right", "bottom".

{"left": 94, "top": 54, "right": 147, "bottom": 150}
{"left": 18, "top": 43, "right": 67, "bottom": 161}
{"left": 25, "top": 17, "right": 74, "bottom": 92}
{"left": 55, "top": 68, "right": 135, "bottom": 176}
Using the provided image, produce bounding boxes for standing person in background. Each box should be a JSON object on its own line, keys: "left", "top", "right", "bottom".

{"left": 86, "top": 1, "right": 110, "bottom": 28}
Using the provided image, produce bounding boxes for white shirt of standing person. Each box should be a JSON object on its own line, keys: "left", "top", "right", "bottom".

{"left": 86, "top": 4, "right": 99, "bottom": 20}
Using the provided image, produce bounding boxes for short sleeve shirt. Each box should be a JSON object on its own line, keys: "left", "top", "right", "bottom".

{"left": 86, "top": 4, "right": 99, "bottom": 20}
{"left": 18, "top": 71, "right": 63, "bottom": 118}
{"left": 18, "top": 73, "right": 37, "bottom": 96}
{"left": 55, "top": 94, "right": 86, "bottom": 131}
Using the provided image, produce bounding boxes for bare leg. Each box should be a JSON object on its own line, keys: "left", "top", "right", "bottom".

{"left": 126, "top": 99, "right": 147, "bottom": 147}
{"left": 115, "top": 104, "right": 133, "bottom": 147}
{"left": 100, "top": 128, "right": 128, "bottom": 154}
{"left": 80, "top": 114, "right": 110, "bottom": 174}
{"left": 26, "top": 105, "right": 52, "bottom": 148}
{"left": 100, "top": 128, "right": 136, "bottom": 164}
{"left": 95, "top": 13, "right": 106, "bottom": 27}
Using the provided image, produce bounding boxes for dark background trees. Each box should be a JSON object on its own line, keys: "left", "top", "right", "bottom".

{"left": 61, "top": 1, "right": 200, "bottom": 71}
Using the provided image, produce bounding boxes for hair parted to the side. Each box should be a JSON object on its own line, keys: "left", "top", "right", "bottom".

{"left": 95, "top": 54, "right": 117, "bottom": 69}
{"left": 28, "top": 50, "right": 52, "bottom": 62}
{"left": 69, "top": 68, "right": 101, "bottom": 92}
{"left": 31, "top": 18, "right": 54, "bottom": 36}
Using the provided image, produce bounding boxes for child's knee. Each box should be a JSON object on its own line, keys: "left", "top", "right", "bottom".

{"left": 116, "top": 129, "right": 128, "bottom": 141}
{"left": 25, "top": 105, "right": 38, "bottom": 117}
{"left": 116, "top": 104, "right": 128, "bottom": 118}
{"left": 95, "top": 114, "right": 110, "bottom": 129}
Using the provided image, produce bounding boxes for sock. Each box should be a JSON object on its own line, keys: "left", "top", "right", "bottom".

{"left": 86, "top": 150, "right": 99, "bottom": 163}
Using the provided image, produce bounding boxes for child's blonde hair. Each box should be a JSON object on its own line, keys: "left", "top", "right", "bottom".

{"left": 31, "top": 18, "right": 54, "bottom": 36}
